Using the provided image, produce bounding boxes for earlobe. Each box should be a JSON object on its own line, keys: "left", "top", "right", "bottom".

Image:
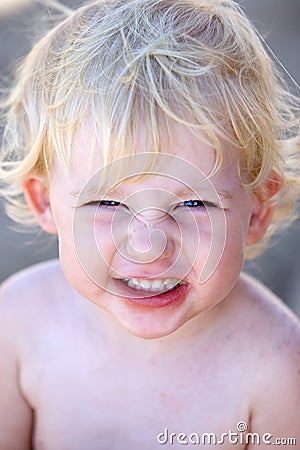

{"left": 246, "top": 171, "right": 282, "bottom": 246}
{"left": 22, "top": 177, "right": 57, "bottom": 235}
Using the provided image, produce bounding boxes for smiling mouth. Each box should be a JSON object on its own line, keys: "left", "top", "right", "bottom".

{"left": 116, "top": 277, "right": 189, "bottom": 308}
{"left": 121, "top": 277, "right": 184, "bottom": 294}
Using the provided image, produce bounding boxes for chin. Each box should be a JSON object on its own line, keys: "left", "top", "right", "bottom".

{"left": 122, "top": 321, "right": 186, "bottom": 340}
{"left": 113, "top": 304, "right": 193, "bottom": 340}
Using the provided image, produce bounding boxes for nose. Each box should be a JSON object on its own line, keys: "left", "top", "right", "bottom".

{"left": 123, "top": 208, "right": 176, "bottom": 264}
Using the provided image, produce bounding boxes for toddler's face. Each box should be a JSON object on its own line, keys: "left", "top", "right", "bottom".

{"left": 46, "top": 122, "right": 255, "bottom": 339}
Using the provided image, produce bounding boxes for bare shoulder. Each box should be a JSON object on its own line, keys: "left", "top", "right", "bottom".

{"left": 0, "top": 258, "right": 66, "bottom": 298}
{"left": 234, "top": 272, "right": 300, "bottom": 366}
{"left": 224, "top": 271, "right": 300, "bottom": 374}
{"left": 0, "top": 259, "right": 77, "bottom": 348}
{"left": 0, "top": 260, "right": 83, "bottom": 449}
{"left": 237, "top": 272, "right": 300, "bottom": 346}
{"left": 0, "top": 258, "right": 86, "bottom": 357}
{"left": 0, "top": 259, "right": 71, "bottom": 315}
{"left": 235, "top": 273, "right": 300, "bottom": 438}
{"left": 0, "top": 262, "right": 67, "bottom": 450}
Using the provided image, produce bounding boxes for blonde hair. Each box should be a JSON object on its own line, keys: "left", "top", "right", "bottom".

{"left": 0, "top": 0, "right": 300, "bottom": 257}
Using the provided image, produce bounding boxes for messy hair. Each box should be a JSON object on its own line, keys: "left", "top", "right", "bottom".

{"left": 0, "top": 0, "right": 300, "bottom": 257}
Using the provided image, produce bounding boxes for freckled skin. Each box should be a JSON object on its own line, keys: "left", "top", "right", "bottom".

{"left": 0, "top": 124, "right": 299, "bottom": 449}
{"left": 1, "top": 263, "right": 299, "bottom": 449}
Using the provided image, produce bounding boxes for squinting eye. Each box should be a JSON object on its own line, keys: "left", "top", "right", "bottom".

{"left": 99, "top": 200, "right": 120, "bottom": 207}
{"left": 178, "top": 200, "right": 217, "bottom": 208}
{"left": 85, "top": 200, "right": 121, "bottom": 208}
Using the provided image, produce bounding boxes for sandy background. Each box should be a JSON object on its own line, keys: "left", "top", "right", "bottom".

{"left": 0, "top": 0, "right": 299, "bottom": 317}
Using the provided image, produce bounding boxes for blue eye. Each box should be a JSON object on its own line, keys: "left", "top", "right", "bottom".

{"left": 178, "top": 200, "right": 216, "bottom": 208}
{"left": 85, "top": 200, "right": 121, "bottom": 208}
{"left": 99, "top": 200, "right": 120, "bottom": 207}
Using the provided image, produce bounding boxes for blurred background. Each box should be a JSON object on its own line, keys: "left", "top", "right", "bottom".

{"left": 0, "top": 0, "right": 299, "bottom": 316}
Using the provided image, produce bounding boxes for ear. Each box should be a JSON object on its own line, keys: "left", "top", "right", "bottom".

{"left": 22, "top": 177, "right": 57, "bottom": 235}
{"left": 246, "top": 171, "right": 282, "bottom": 246}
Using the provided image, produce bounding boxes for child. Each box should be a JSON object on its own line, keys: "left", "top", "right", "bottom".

{"left": 0, "top": 0, "right": 300, "bottom": 448}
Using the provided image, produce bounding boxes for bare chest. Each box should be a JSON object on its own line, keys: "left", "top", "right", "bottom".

{"left": 21, "top": 342, "right": 250, "bottom": 450}
{"left": 31, "top": 385, "right": 249, "bottom": 449}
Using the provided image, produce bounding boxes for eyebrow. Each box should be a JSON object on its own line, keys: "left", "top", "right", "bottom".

{"left": 69, "top": 187, "right": 124, "bottom": 202}
{"left": 70, "top": 189, "right": 98, "bottom": 199}
{"left": 175, "top": 187, "right": 233, "bottom": 200}
{"left": 69, "top": 186, "right": 233, "bottom": 202}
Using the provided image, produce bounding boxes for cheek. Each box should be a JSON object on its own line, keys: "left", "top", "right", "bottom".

{"left": 218, "top": 212, "right": 250, "bottom": 277}
{"left": 196, "top": 230, "right": 245, "bottom": 307}
{"left": 57, "top": 225, "right": 111, "bottom": 300}
{"left": 192, "top": 210, "right": 249, "bottom": 284}
{"left": 94, "top": 222, "right": 118, "bottom": 267}
{"left": 49, "top": 202, "right": 108, "bottom": 290}
{"left": 191, "top": 211, "right": 227, "bottom": 274}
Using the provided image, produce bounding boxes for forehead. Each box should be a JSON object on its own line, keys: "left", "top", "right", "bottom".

{"left": 70, "top": 120, "right": 236, "bottom": 168}
{"left": 54, "top": 119, "right": 241, "bottom": 196}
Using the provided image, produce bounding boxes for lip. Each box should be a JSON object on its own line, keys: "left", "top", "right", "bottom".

{"left": 112, "top": 278, "right": 189, "bottom": 308}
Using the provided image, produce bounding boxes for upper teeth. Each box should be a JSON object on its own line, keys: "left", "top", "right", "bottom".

{"left": 123, "top": 278, "right": 181, "bottom": 292}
